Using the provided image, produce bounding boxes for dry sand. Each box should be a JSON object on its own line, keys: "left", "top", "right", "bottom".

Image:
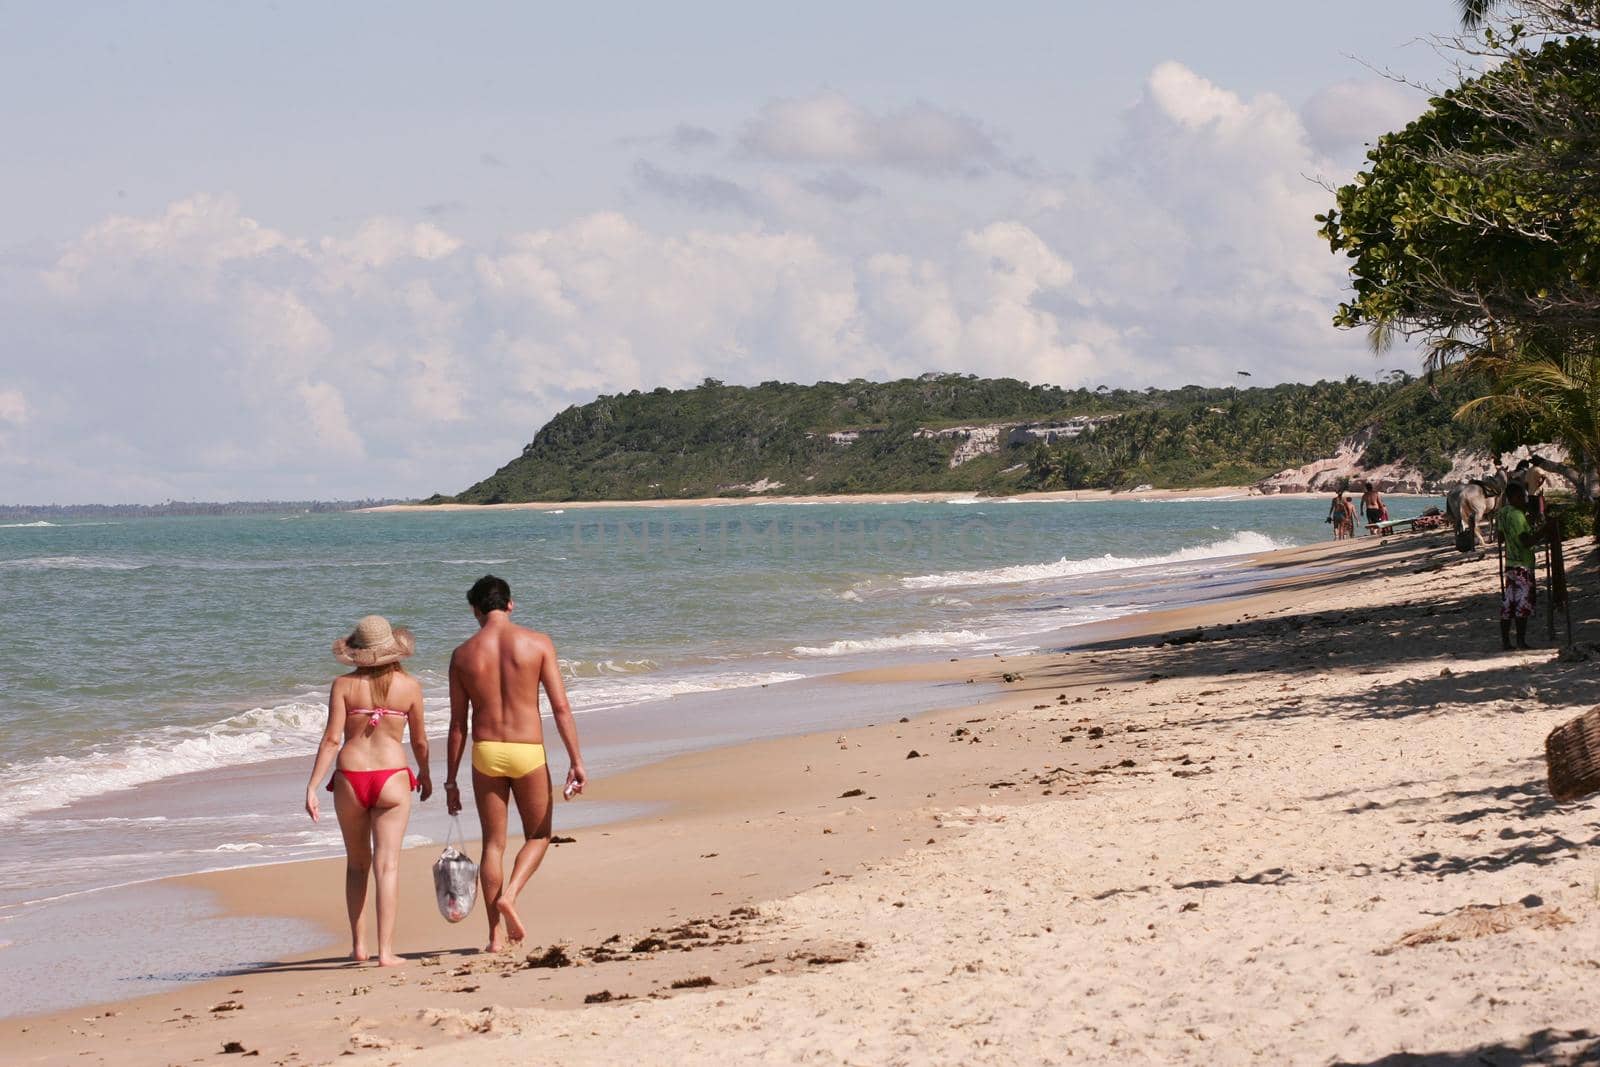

{"left": 8, "top": 532, "right": 1600, "bottom": 1065}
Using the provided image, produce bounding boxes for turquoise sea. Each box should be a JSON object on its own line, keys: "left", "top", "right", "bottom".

{"left": 0, "top": 495, "right": 1435, "bottom": 1013}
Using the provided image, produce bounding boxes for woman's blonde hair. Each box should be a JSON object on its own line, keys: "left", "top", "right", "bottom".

{"left": 356, "top": 661, "right": 406, "bottom": 708}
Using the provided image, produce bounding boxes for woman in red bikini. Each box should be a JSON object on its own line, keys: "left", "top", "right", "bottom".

{"left": 304, "top": 615, "right": 433, "bottom": 966}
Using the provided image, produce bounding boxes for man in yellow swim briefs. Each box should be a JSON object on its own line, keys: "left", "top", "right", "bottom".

{"left": 445, "top": 575, "right": 588, "bottom": 952}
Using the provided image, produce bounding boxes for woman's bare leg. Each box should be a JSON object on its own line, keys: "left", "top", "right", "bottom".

{"left": 369, "top": 773, "right": 413, "bottom": 967}
{"left": 333, "top": 777, "right": 373, "bottom": 962}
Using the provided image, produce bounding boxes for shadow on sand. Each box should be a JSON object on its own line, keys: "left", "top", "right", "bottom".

{"left": 1333, "top": 1027, "right": 1600, "bottom": 1066}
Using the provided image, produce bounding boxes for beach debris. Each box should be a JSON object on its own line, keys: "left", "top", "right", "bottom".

{"left": 807, "top": 955, "right": 850, "bottom": 965}
{"left": 210, "top": 1000, "right": 244, "bottom": 1013}
{"left": 523, "top": 944, "right": 572, "bottom": 968}
{"left": 221, "top": 1041, "right": 248, "bottom": 1054}
{"left": 1180, "top": 901, "right": 1200, "bottom": 913}
{"left": 906, "top": 749, "right": 922, "bottom": 759}
{"left": 1001, "top": 672, "right": 1022, "bottom": 683}
{"left": 670, "top": 976, "right": 715, "bottom": 989}
{"left": 899, "top": 716, "right": 910, "bottom": 722}
{"left": 550, "top": 835, "right": 577, "bottom": 845}
{"left": 1379, "top": 903, "right": 1573, "bottom": 954}
{"left": 585, "top": 989, "right": 628, "bottom": 1003}
{"left": 452, "top": 985, "right": 480, "bottom": 993}
{"left": 1119, "top": 759, "right": 1136, "bottom": 768}
{"left": 839, "top": 788, "right": 865, "bottom": 798}
{"left": 952, "top": 727, "right": 969, "bottom": 738}
{"left": 631, "top": 936, "right": 669, "bottom": 953}
{"left": 1088, "top": 726, "right": 1105, "bottom": 739}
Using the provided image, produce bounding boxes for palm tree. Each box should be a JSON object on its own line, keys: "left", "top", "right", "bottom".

{"left": 1449, "top": 336, "right": 1600, "bottom": 536}
{"left": 1458, "top": 0, "right": 1496, "bottom": 27}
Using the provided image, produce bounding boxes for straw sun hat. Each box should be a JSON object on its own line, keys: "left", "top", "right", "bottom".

{"left": 332, "top": 614, "right": 416, "bottom": 667}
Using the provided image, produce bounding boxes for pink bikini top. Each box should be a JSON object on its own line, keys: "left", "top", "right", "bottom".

{"left": 348, "top": 707, "right": 407, "bottom": 728}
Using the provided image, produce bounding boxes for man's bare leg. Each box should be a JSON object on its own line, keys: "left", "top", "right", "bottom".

{"left": 332, "top": 780, "right": 373, "bottom": 962}
{"left": 493, "top": 766, "right": 553, "bottom": 945}
{"left": 472, "top": 769, "right": 512, "bottom": 952}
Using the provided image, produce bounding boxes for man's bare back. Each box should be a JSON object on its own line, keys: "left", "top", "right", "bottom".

{"left": 450, "top": 617, "right": 556, "bottom": 744}
{"left": 444, "top": 575, "right": 586, "bottom": 952}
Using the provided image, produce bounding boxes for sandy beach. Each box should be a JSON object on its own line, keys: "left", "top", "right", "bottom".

{"left": 364, "top": 485, "right": 1263, "bottom": 513}
{"left": 7, "top": 531, "right": 1600, "bottom": 1065}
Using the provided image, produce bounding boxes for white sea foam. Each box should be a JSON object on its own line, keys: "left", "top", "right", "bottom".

{"left": 569, "top": 669, "right": 807, "bottom": 709}
{"left": 899, "top": 532, "right": 1292, "bottom": 590}
{"left": 1137, "top": 494, "right": 1254, "bottom": 503}
{"left": 0, "top": 521, "right": 57, "bottom": 528}
{"left": 792, "top": 628, "right": 992, "bottom": 657}
{"left": 0, "top": 555, "right": 146, "bottom": 571}
{"left": 0, "top": 700, "right": 328, "bottom": 823}
{"left": 562, "top": 658, "right": 663, "bottom": 678}
{"left": 437, "top": 558, "right": 513, "bottom": 565}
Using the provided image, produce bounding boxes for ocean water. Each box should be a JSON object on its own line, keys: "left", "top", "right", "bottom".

{"left": 0, "top": 494, "right": 1435, "bottom": 1011}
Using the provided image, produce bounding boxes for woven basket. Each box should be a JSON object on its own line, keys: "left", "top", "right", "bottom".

{"left": 1546, "top": 706, "right": 1600, "bottom": 801}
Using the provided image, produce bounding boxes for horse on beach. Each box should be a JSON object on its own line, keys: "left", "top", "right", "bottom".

{"left": 1447, "top": 470, "right": 1506, "bottom": 551}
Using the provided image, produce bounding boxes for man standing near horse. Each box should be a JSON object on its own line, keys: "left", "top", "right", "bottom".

{"left": 1495, "top": 482, "right": 1548, "bottom": 651}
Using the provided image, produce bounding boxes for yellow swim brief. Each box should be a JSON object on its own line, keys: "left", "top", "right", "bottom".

{"left": 471, "top": 740, "right": 547, "bottom": 779}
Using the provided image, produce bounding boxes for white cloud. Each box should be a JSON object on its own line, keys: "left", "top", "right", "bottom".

{"left": 1301, "top": 78, "right": 1425, "bottom": 156}
{"left": 0, "top": 389, "right": 25, "bottom": 425}
{"left": 1, "top": 63, "right": 1395, "bottom": 502}
{"left": 740, "top": 91, "right": 1002, "bottom": 174}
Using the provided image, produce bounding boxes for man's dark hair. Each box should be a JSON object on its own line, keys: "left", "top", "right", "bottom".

{"left": 1507, "top": 482, "right": 1529, "bottom": 504}
{"left": 468, "top": 574, "right": 512, "bottom": 613}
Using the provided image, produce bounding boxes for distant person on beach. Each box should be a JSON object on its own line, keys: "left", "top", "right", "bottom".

{"left": 1327, "top": 490, "right": 1355, "bottom": 540}
{"left": 445, "top": 575, "right": 587, "bottom": 952}
{"left": 304, "top": 615, "right": 432, "bottom": 967}
{"left": 1361, "top": 482, "right": 1385, "bottom": 535}
{"left": 1495, "top": 482, "right": 1546, "bottom": 650}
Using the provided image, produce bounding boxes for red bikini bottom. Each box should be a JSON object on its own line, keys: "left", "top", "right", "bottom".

{"left": 328, "top": 767, "right": 418, "bottom": 809}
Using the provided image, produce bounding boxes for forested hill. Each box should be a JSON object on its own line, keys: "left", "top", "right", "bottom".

{"left": 443, "top": 373, "right": 1490, "bottom": 503}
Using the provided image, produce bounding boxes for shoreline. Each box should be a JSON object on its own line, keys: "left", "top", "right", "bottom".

{"left": 363, "top": 485, "right": 1271, "bottom": 512}
{"left": 2, "top": 531, "right": 1494, "bottom": 1065}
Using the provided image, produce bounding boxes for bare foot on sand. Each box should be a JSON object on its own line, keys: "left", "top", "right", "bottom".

{"left": 483, "top": 937, "right": 505, "bottom": 954}
{"left": 496, "top": 897, "right": 527, "bottom": 943}
{"left": 351, "top": 940, "right": 369, "bottom": 963}
{"left": 377, "top": 953, "right": 406, "bottom": 968}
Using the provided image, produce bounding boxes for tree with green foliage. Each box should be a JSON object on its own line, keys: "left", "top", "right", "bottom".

{"left": 444, "top": 373, "right": 1489, "bottom": 502}
{"left": 1318, "top": 8, "right": 1600, "bottom": 513}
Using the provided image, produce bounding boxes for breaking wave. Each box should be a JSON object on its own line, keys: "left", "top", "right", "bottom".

{"left": 899, "top": 532, "right": 1292, "bottom": 590}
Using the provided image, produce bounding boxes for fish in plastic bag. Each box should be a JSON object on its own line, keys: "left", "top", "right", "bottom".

{"left": 432, "top": 820, "right": 478, "bottom": 923}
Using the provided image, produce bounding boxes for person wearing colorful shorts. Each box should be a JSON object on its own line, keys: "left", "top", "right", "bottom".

{"left": 1495, "top": 483, "right": 1544, "bottom": 650}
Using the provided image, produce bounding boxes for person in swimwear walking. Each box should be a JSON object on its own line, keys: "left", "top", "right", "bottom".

{"left": 445, "top": 575, "right": 587, "bottom": 952}
{"left": 304, "top": 615, "right": 432, "bottom": 966}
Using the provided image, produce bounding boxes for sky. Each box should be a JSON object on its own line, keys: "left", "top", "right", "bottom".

{"left": 0, "top": 1, "right": 1464, "bottom": 503}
